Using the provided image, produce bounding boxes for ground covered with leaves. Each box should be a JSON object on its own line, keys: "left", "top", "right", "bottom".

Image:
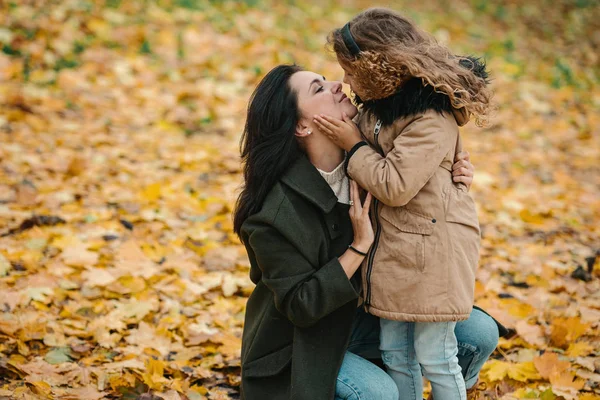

{"left": 0, "top": 0, "right": 598, "bottom": 399}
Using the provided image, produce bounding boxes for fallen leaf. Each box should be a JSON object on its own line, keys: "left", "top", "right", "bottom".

{"left": 533, "top": 352, "right": 570, "bottom": 380}
{"left": 515, "top": 320, "right": 545, "bottom": 347}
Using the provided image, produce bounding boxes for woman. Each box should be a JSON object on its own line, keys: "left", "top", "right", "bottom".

{"left": 233, "top": 65, "right": 503, "bottom": 400}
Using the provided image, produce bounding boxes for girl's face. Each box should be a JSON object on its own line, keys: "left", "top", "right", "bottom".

{"left": 289, "top": 70, "right": 358, "bottom": 135}
{"left": 338, "top": 58, "right": 364, "bottom": 99}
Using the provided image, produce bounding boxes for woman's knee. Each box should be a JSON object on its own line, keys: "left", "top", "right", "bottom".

{"left": 456, "top": 310, "right": 499, "bottom": 358}
{"left": 363, "top": 374, "right": 399, "bottom": 400}
{"left": 336, "top": 376, "right": 398, "bottom": 400}
{"left": 480, "top": 320, "right": 500, "bottom": 356}
{"left": 337, "top": 351, "right": 399, "bottom": 400}
{"left": 467, "top": 314, "right": 499, "bottom": 357}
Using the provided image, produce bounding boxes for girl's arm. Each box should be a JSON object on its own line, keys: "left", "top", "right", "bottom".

{"left": 317, "top": 110, "right": 456, "bottom": 207}
{"left": 314, "top": 113, "right": 475, "bottom": 192}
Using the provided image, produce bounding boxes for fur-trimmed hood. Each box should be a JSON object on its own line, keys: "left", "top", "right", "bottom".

{"left": 355, "top": 56, "right": 489, "bottom": 127}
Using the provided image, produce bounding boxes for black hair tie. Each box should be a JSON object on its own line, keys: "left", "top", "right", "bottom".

{"left": 341, "top": 23, "right": 361, "bottom": 57}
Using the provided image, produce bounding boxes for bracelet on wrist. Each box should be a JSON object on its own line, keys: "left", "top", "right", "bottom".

{"left": 348, "top": 244, "right": 368, "bottom": 257}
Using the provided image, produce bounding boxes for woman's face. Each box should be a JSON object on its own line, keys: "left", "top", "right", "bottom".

{"left": 289, "top": 70, "right": 358, "bottom": 135}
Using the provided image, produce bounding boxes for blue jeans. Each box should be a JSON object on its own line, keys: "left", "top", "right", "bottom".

{"left": 455, "top": 309, "right": 499, "bottom": 388}
{"left": 380, "top": 320, "right": 465, "bottom": 400}
{"left": 336, "top": 307, "right": 498, "bottom": 400}
{"left": 335, "top": 351, "right": 399, "bottom": 400}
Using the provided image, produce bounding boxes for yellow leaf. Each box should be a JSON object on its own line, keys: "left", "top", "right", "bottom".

{"left": 566, "top": 341, "right": 594, "bottom": 357}
{"left": 156, "top": 120, "right": 181, "bottom": 133}
{"left": 550, "top": 317, "right": 590, "bottom": 349}
{"left": 27, "top": 380, "right": 52, "bottom": 398}
{"left": 550, "top": 370, "right": 585, "bottom": 392}
{"left": 142, "top": 183, "right": 162, "bottom": 202}
{"left": 507, "top": 361, "right": 541, "bottom": 382}
{"left": 579, "top": 395, "right": 600, "bottom": 400}
{"left": 483, "top": 360, "right": 511, "bottom": 381}
{"left": 189, "top": 384, "right": 208, "bottom": 395}
{"left": 142, "top": 358, "right": 169, "bottom": 391}
{"left": 87, "top": 18, "right": 110, "bottom": 38}
{"left": 106, "top": 275, "right": 146, "bottom": 294}
{"left": 501, "top": 298, "right": 536, "bottom": 318}
{"left": 519, "top": 209, "right": 546, "bottom": 224}
{"left": 107, "top": 372, "right": 137, "bottom": 391}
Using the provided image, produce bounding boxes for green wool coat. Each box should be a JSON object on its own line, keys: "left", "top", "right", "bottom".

{"left": 239, "top": 155, "right": 361, "bottom": 400}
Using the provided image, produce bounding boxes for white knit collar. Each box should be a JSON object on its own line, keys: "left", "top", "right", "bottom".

{"left": 316, "top": 161, "right": 346, "bottom": 185}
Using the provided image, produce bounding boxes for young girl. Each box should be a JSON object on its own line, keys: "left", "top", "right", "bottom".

{"left": 313, "top": 8, "right": 492, "bottom": 400}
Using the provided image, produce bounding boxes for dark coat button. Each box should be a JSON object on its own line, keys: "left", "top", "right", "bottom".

{"left": 332, "top": 223, "right": 339, "bottom": 231}
{"left": 432, "top": 219, "right": 436, "bottom": 223}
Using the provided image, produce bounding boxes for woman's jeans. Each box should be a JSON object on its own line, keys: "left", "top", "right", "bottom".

{"left": 335, "top": 351, "right": 399, "bottom": 400}
{"left": 380, "top": 320, "right": 465, "bottom": 400}
{"left": 335, "top": 307, "right": 498, "bottom": 400}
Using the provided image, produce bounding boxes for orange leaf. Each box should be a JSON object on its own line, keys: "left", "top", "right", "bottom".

{"left": 533, "top": 352, "right": 570, "bottom": 380}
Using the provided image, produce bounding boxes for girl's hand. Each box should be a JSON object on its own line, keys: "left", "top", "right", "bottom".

{"left": 349, "top": 180, "right": 373, "bottom": 253}
{"left": 452, "top": 151, "right": 474, "bottom": 191}
{"left": 313, "top": 113, "right": 362, "bottom": 152}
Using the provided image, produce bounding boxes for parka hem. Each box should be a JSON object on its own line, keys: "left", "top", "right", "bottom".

{"left": 366, "top": 306, "right": 471, "bottom": 322}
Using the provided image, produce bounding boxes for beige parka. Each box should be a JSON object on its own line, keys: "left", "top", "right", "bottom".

{"left": 347, "top": 107, "right": 480, "bottom": 322}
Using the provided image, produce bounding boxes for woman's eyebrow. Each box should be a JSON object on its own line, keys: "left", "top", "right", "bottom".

{"left": 308, "top": 76, "right": 327, "bottom": 93}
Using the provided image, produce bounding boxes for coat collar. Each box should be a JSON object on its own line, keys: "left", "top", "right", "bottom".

{"left": 280, "top": 155, "right": 338, "bottom": 214}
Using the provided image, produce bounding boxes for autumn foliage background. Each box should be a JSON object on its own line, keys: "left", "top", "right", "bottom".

{"left": 0, "top": 0, "right": 598, "bottom": 399}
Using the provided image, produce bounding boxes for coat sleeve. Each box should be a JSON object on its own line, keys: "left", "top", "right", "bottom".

{"left": 247, "top": 223, "right": 359, "bottom": 328}
{"left": 347, "top": 112, "right": 454, "bottom": 207}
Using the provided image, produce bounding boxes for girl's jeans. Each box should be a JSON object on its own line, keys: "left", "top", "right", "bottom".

{"left": 335, "top": 307, "right": 498, "bottom": 400}
{"left": 380, "top": 319, "right": 465, "bottom": 400}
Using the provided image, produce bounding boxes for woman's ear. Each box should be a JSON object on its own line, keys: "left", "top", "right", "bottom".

{"left": 295, "top": 121, "right": 313, "bottom": 138}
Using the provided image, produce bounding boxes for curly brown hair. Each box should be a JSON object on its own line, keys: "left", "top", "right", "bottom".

{"left": 328, "top": 8, "right": 492, "bottom": 126}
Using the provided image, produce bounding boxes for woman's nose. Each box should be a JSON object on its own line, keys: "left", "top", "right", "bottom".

{"left": 332, "top": 82, "right": 343, "bottom": 93}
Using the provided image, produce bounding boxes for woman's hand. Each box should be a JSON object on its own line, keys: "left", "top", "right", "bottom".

{"left": 452, "top": 151, "right": 474, "bottom": 191}
{"left": 313, "top": 113, "right": 362, "bottom": 152}
{"left": 349, "top": 180, "right": 373, "bottom": 253}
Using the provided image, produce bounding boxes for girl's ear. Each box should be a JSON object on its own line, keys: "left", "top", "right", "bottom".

{"left": 295, "top": 121, "right": 313, "bottom": 138}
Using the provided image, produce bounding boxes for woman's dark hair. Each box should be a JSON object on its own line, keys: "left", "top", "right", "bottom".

{"left": 233, "top": 64, "right": 304, "bottom": 238}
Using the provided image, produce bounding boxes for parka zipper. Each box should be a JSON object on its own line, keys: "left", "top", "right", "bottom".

{"left": 364, "top": 119, "right": 383, "bottom": 309}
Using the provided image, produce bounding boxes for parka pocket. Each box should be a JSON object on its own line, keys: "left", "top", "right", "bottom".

{"left": 444, "top": 187, "right": 480, "bottom": 233}
{"left": 380, "top": 207, "right": 435, "bottom": 235}
{"left": 243, "top": 344, "right": 292, "bottom": 378}
{"left": 379, "top": 207, "right": 434, "bottom": 272}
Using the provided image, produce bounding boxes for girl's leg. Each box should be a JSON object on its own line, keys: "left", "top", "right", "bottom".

{"left": 414, "top": 321, "right": 466, "bottom": 400}
{"left": 455, "top": 308, "right": 499, "bottom": 388}
{"left": 335, "top": 351, "right": 399, "bottom": 400}
{"left": 379, "top": 319, "right": 422, "bottom": 399}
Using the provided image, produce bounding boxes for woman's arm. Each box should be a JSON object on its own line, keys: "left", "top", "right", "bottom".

{"left": 453, "top": 151, "right": 474, "bottom": 191}
{"left": 247, "top": 225, "right": 358, "bottom": 328}
{"left": 339, "top": 181, "right": 373, "bottom": 277}
{"left": 244, "top": 182, "right": 373, "bottom": 329}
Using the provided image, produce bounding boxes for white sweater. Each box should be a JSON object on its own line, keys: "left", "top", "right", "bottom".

{"left": 317, "top": 161, "right": 351, "bottom": 205}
